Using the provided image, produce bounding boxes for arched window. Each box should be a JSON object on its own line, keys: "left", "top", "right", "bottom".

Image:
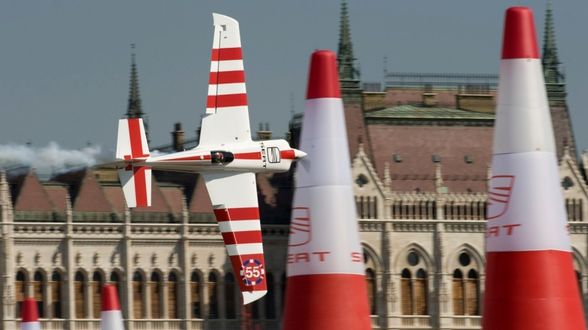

{"left": 224, "top": 273, "right": 237, "bottom": 319}
{"left": 50, "top": 271, "right": 63, "bottom": 318}
{"left": 365, "top": 268, "right": 377, "bottom": 315}
{"left": 191, "top": 272, "right": 202, "bottom": 318}
{"left": 415, "top": 269, "right": 428, "bottom": 315}
{"left": 15, "top": 271, "right": 26, "bottom": 318}
{"left": 168, "top": 272, "right": 179, "bottom": 319}
{"left": 92, "top": 272, "right": 104, "bottom": 318}
{"left": 401, "top": 269, "right": 412, "bottom": 315}
{"left": 452, "top": 269, "right": 464, "bottom": 315}
{"left": 208, "top": 272, "right": 218, "bottom": 319}
{"left": 364, "top": 247, "right": 380, "bottom": 316}
{"left": 265, "top": 273, "right": 276, "bottom": 319}
{"left": 32, "top": 271, "right": 45, "bottom": 318}
{"left": 466, "top": 270, "right": 479, "bottom": 315}
{"left": 110, "top": 271, "right": 123, "bottom": 311}
{"left": 400, "top": 249, "right": 429, "bottom": 315}
{"left": 74, "top": 271, "right": 87, "bottom": 319}
{"left": 452, "top": 251, "right": 480, "bottom": 315}
{"left": 132, "top": 271, "right": 145, "bottom": 319}
{"left": 150, "top": 272, "right": 163, "bottom": 319}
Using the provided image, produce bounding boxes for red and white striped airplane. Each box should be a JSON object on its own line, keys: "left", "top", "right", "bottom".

{"left": 113, "top": 13, "right": 305, "bottom": 304}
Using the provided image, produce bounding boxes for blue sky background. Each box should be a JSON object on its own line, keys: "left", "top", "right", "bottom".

{"left": 1, "top": 1, "right": 586, "bottom": 156}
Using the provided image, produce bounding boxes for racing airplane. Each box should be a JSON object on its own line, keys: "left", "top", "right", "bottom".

{"left": 113, "top": 13, "right": 305, "bottom": 304}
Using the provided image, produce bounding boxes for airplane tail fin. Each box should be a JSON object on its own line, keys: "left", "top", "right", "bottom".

{"left": 116, "top": 118, "right": 151, "bottom": 208}
{"left": 116, "top": 118, "right": 150, "bottom": 160}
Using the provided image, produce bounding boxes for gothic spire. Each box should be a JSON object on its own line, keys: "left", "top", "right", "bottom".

{"left": 541, "top": 1, "right": 575, "bottom": 159}
{"left": 127, "top": 44, "right": 143, "bottom": 119}
{"left": 337, "top": 0, "right": 360, "bottom": 85}
{"left": 542, "top": 0, "right": 564, "bottom": 85}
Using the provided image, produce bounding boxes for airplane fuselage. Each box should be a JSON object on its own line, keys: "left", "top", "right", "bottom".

{"left": 132, "top": 139, "right": 303, "bottom": 174}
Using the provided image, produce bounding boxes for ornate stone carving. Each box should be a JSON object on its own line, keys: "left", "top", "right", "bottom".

{"left": 52, "top": 252, "right": 61, "bottom": 266}
{"left": 111, "top": 252, "right": 119, "bottom": 266}
{"left": 168, "top": 253, "right": 176, "bottom": 267}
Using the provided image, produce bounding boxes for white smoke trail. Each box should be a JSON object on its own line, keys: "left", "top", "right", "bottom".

{"left": 0, "top": 142, "right": 104, "bottom": 175}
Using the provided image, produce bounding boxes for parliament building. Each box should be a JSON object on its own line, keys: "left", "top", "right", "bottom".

{"left": 1, "top": 1, "right": 586, "bottom": 329}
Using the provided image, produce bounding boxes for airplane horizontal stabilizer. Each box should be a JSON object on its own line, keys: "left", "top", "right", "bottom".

{"left": 118, "top": 166, "right": 152, "bottom": 208}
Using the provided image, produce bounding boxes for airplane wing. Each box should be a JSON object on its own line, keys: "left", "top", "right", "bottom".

{"left": 199, "top": 13, "right": 252, "bottom": 146}
{"left": 202, "top": 171, "right": 267, "bottom": 304}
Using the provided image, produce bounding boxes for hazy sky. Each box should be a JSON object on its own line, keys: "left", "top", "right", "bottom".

{"left": 1, "top": 1, "right": 587, "bottom": 156}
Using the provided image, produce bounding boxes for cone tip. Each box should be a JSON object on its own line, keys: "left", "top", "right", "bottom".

{"left": 21, "top": 297, "right": 39, "bottom": 322}
{"left": 102, "top": 284, "right": 121, "bottom": 311}
{"left": 306, "top": 50, "right": 341, "bottom": 100}
{"left": 501, "top": 7, "right": 539, "bottom": 59}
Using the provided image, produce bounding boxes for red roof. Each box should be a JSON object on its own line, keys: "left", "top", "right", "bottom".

{"left": 368, "top": 124, "right": 493, "bottom": 192}
{"left": 12, "top": 171, "right": 54, "bottom": 212}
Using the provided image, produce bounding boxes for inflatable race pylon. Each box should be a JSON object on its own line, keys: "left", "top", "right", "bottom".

{"left": 483, "top": 7, "right": 586, "bottom": 330}
{"left": 21, "top": 298, "right": 40, "bottom": 330}
{"left": 282, "top": 50, "right": 371, "bottom": 330}
{"left": 100, "top": 284, "right": 125, "bottom": 330}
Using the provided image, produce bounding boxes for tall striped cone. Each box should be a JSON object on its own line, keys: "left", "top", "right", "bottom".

{"left": 483, "top": 7, "right": 586, "bottom": 330}
{"left": 21, "top": 298, "right": 40, "bottom": 330}
{"left": 282, "top": 50, "right": 371, "bottom": 330}
{"left": 101, "top": 284, "right": 125, "bottom": 330}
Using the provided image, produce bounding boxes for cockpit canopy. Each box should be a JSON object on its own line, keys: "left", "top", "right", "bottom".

{"left": 210, "top": 151, "right": 235, "bottom": 164}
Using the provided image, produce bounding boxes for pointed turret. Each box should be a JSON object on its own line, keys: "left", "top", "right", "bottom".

{"left": 539, "top": 1, "right": 576, "bottom": 159}
{"left": 127, "top": 45, "right": 143, "bottom": 118}
{"left": 126, "top": 45, "right": 149, "bottom": 141}
{"left": 334, "top": 0, "right": 372, "bottom": 161}
{"left": 337, "top": 0, "right": 360, "bottom": 90}
{"left": 541, "top": 0, "right": 566, "bottom": 104}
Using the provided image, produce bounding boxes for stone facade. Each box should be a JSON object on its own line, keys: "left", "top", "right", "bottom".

{"left": 2, "top": 142, "right": 588, "bottom": 330}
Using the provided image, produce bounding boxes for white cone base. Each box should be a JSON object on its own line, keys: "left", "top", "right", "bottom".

{"left": 21, "top": 322, "right": 40, "bottom": 330}
{"left": 101, "top": 310, "right": 125, "bottom": 330}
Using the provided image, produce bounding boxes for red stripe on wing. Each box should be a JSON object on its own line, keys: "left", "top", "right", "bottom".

{"left": 222, "top": 231, "right": 262, "bottom": 245}
{"left": 214, "top": 207, "right": 260, "bottom": 221}
{"left": 209, "top": 71, "right": 246, "bottom": 84}
{"left": 207, "top": 94, "right": 248, "bottom": 108}
{"left": 211, "top": 47, "right": 243, "bottom": 61}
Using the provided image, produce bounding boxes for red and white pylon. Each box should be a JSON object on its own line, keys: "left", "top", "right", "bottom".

{"left": 100, "top": 284, "right": 125, "bottom": 330}
{"left": 20, "top": 298, "right": 40, "bottom": 330}
{"left": 282, "top": 50, "right": 371, "bottom": 330}
{"left": 483, "top": 7, "right": 586, "bottom": 329}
